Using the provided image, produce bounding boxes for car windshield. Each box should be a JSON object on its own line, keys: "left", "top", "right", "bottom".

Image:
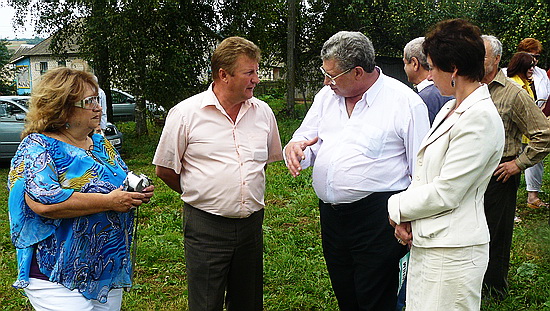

{"left": 12, "top": 99, "right": 29, "bottom": 107}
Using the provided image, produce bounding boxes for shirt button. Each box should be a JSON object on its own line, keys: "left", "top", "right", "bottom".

{"left": 416, "top": 176, "right": 420, "bottom": 181}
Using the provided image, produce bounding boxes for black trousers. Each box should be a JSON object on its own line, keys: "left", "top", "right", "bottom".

{"left": 483, "top": 174, "right": 520, "bottom": 298}
{"left": 183, "top": 203, "right": 264, "bottom": 311}
{"left": 319, "top": 192, "right": 407, "bottom": 311}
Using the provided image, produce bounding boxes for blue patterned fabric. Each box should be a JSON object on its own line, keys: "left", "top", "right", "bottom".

{"left": 8, "top": 133, "right": 132, "bottom": 303}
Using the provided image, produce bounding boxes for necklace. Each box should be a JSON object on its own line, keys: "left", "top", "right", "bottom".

{"left": 59, "top": 130, "right": 92, "bottom": 150}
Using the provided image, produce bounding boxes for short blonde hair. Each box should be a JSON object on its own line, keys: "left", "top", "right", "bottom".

{"left": 22, "top": 67, "right": 98, "bottom": 137}
{"left": 211, "top": 36, "right": 260, "bottom": 81}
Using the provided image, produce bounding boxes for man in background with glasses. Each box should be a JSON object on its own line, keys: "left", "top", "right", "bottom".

{"left": 284, "top": 31, "right": 429, "bottom": 310}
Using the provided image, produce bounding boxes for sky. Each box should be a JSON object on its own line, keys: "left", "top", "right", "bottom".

{"left": 0, "top": 1, "right": 37, "bottom": 39}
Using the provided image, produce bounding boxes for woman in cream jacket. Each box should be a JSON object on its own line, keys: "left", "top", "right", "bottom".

{"left": 388, "top": 19, "right": 505, "bottom": 310}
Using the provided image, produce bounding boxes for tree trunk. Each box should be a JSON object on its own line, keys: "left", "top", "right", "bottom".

{"left": 135, "top": 96, "right": 148, "bottom": 136}
{"left": 285, "top": 0, "right": 296, "bottom": 117}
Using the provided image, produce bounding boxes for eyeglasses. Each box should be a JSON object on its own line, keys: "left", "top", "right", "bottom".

{"left": 74, "top": 96, "right": 101, "bottom": 110}
{"left": 320, "top": 66, "right": 353, "bottom": 85}
{"left": 528, "top": 53, "right": 540, "bottom": 60}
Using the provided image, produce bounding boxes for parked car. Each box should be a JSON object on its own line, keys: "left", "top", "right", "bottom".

{"left": 0, "top": 96, "right": 123, "bottom": 160}
{"left": 110, "top": 89, "right": 166, "bottom": 122}
{"left": 111, "top": 88, "right": 136, "bottom": 122}
{"left": 0, "top": 96, "right": 29, "bottom": 160}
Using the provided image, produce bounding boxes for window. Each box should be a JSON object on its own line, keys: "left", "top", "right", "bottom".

{"left": 39, "top": 62, "right": 48, "bottom": 75}
{"left": 58, "top": 60, "right": 66, "bottom": 67}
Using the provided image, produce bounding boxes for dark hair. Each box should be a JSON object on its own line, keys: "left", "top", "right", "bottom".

{"left": 507, "top": 52, "right": 535, "bottom": 80}
{"left": 423, "top": 19, "right": 485, "bottom": 82}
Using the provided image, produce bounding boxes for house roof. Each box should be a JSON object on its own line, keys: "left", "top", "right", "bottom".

{"left": 8, "top": 34, "right": 80, "bottom": 64}
{"left": 8, "top": 44, "right": 34, "bottom": 63}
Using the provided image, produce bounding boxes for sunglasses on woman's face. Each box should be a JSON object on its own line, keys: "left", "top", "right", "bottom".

{"left": 529, "top": 53, "right": 540, "bottom": 60}
{"left": 74, "top": 96, "right": 101, "bottom": 110}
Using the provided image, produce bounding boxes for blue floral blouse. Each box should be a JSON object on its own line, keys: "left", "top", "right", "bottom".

{"left": 8, "top": 133, "right": 133, "bottom": 303}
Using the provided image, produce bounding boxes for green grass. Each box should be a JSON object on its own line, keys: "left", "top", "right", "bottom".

{"left": 1, "top": 114, "right": 549, "bottom": 310}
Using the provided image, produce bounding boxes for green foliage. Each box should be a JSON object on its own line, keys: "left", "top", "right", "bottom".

{"left": 1, "top": 105, "right": 550, "bottom": 309}
{"left": 0, "top": 40, "right": 16, "bottom": 95}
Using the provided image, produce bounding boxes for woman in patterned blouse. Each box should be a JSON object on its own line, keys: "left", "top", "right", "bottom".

{"left": 8, "top": 67, "right": 154, "bottom": 310}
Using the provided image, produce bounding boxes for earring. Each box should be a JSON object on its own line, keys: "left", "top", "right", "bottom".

{"left": 451, "top": 78, "right": 455, "bottom": 88}
{"left": 65, "top": 122, "right": 71, "bottom": 129}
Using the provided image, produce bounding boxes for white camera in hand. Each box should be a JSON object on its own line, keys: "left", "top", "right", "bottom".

{"left": 123, "top": 171, "right": 152, "bottom": 192}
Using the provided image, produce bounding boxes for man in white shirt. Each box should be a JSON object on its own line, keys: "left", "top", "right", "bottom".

{"left": 403, "top": 37, "right": 454, "bottom": 125}
{"left": 284, "top": 31, "right": 430, "bottom": 311}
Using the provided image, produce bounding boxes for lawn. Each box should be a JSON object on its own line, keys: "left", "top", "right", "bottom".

{"left": 0, "top": 108, "right": 549, "bottom": 310}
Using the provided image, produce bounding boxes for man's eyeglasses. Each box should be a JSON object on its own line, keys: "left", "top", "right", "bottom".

{"left": 74, "top": 96, "right": 101, "bottom": 110}
{"left": 320, "top": 66, "right": 353, "bottom": 85}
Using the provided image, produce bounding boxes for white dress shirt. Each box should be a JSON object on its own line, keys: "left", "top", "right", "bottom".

{"left": 289, "top": 68, "right": 430, "bottom": 204}
{"left": 98, "top": 88, "right": 107, "bottom": 130}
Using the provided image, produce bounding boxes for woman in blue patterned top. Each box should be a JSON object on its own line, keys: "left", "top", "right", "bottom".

{"left": 8, "top": 67, "right": 154, "bottom": 310}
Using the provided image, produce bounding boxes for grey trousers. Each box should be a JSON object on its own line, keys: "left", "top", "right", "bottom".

{"left": 183, "top": 203, "right": 264, "bottom": 311}
{"left": 525, "top": 161, "right": 544, "bottom": 192}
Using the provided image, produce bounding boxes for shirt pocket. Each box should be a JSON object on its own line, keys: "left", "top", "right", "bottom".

{"left": 354, "top": 124, "right": 385, "bottom": 159}
{"left": 247, "top": 133, "right": 268, "bottom": 162}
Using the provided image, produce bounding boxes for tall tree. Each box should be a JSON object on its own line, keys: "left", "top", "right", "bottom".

{"left": 0, "top": 40, "right": 16, "bottom": 95}
{"left": 8, "top": 0, "right": 218, "bottom": 136}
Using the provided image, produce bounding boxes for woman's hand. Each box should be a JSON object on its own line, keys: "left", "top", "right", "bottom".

{"left": 140, "top": 185, "right": 155, "bottom": 204}
{"left": 107, "top": 187, "right": 149, "bottom": 212}
{"left": 394, "top": 222, "right": 413, "bottom": 247}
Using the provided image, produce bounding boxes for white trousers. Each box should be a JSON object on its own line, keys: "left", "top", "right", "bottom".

{"left": 525, "top": 162, "right": 544, "bottom": 192}
{"left": 24, "top": 278, "right": 123, "bottom": 311}
{"left": 406, "top": 244, "right": 489, "bottom": 311}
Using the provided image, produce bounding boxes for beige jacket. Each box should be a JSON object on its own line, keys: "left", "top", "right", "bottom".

{"left": 388, "top": 85, "right": 504, "bottom": 248}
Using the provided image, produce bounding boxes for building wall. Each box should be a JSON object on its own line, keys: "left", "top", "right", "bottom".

{"left": 14, "top": 56, "right": 88, "bottom": 95}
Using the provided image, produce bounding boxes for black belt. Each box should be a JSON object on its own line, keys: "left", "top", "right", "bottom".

{"left": 325, "top": 190, "right": 403, "bottom": 211}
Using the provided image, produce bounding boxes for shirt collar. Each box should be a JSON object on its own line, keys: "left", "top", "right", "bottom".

{"left": 329, "top": 66, "right": 384, "bottom": 108}
{"left": 201, "top": 83, "right": 255, "bottom": 111}
{"left": 363, "top": 67, "right": 384, "bottom": 107}
{"left": 416, "top": 79, "right": 434, "bottom": 92}
{"left": 489, "top": 69, "right": 508, "bottom": 87}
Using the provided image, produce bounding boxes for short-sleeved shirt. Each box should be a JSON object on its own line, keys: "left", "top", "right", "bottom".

{"left": 8, "top": 133, "right": 132, "bottom": 303}
{"left": 153, "top": 84, "right": 283, "bottom": 218}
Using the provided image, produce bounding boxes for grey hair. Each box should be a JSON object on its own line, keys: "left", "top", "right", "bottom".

{"left": 482, "top": 35, "right": 502, "bottom": 57}
{"left": 404, "top": 37, "right": 429, "bottom": 70}
{"left": 321, "top": 31, "right": 376, "bottom": 73}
